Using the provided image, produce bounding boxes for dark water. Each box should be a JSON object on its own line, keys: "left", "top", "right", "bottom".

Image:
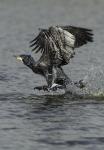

{"left": 1, "top": 0, "right": 104, "bottom": 149}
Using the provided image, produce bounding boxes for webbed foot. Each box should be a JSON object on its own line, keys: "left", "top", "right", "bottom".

{"left": 34, "top": 85, "right": 49, "bottom": 91}
{"left": 50, "top": 83, "right": 65, "bottom": 91}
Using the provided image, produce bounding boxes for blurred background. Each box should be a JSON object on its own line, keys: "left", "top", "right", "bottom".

{"left": 0, "top": 0, "right": 104, "bottom": 94}
{"left": 0, "top": 1, "right": 104, "bottom": 150}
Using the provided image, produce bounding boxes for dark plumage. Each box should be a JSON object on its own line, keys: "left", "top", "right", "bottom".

{"left": 16, "top": 54, "right": 70, "bottom": 89}
{"left": 16, "top": 54, "right": 48, "bottom": 76}
{"left": 30, "top": 25, "right": 93, "bottom": 66}
{"left": 16, "top": 25, "right": 93, "bottom": 91}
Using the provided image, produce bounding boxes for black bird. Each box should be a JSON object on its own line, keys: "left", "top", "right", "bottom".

{"left": 16, "top": 25, "right": 93, "bottom": 90}
{"left": 16, "top": 54, "right": 71, "bottom": 90}
{"left": 16, "top": 54, "right": 85, "bottom": 91}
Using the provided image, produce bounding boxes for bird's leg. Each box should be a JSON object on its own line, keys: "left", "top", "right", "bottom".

{"left": 50, "top": 83, "right": 65, "bottom": 91}
{"left": 46, "top": 65, "right": 53, "bottom": 88}
{"left": 47, "top": 74, "right": 53, "bottom": 87}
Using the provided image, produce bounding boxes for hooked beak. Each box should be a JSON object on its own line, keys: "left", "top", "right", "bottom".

{"left": 14, "top": 55, "right": 23, "bottom": 62}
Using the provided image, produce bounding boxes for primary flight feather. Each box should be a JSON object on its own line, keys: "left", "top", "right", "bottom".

{"left": 30, "top": 25, "right": 93, "bottom": 67}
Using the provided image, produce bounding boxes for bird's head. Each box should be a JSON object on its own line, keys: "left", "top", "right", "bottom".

{"left": 15, "top": 54, "right": 35, "bottom": 68}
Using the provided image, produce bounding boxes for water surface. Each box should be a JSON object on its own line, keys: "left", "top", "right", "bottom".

{"left": 1, "top": 0, "right": 104, "bottom": 149}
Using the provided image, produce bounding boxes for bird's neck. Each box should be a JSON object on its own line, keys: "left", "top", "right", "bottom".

{"left": 26, "top": 58, "right": 36, "bottom": 70}
{"left": 28, "top": 62, "right": 35, "bottom": 70}
{"left": 29, "top": 62, "right": 45, "bottom": 76}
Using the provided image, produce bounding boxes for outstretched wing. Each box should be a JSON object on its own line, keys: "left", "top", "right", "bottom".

{"left": 60, "top": 25, "right": 93, "bottom": 47}
{"left": 30, "top": 27, "right": 67, "bottom": 65}
{"left": 30, "top": 25, "right": 93, "bottom": 66}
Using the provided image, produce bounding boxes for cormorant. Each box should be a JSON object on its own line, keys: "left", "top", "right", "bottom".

{"left": 16, "top": 54, "right": 72, "bottom": 90}
{"left": 16, "top": 54, "right": 85, "bottom": 91}
{"left": 16, "top": 25, "right": 93, "bottom": 91}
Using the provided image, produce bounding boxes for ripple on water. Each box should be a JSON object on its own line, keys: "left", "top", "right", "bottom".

{"left": 1, "top": 0, "right": 104, "bottom": 149}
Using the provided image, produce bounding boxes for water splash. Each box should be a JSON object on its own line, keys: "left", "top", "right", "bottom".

{"left": 34, "top": 88, "right": 66, "bottom": 96}
{"left": 34, "top": 66, "right": 104, "bottom": 97}
{"left": 66, "top": 66, "right": 104, "bottom": 98}
{"left": 83, "top": 66, "right": 104, "bottom": 96}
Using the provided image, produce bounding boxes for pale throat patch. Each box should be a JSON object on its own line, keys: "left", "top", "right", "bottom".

{"left": 16, "top": 56, "right": 23, "bottom": 62}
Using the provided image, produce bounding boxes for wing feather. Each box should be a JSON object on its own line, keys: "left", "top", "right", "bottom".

{"left": 30, "top": 25, "right": 93, "bottom": 66}
{"left": 60, "top": 25, "right": 93, "bottom": 47}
